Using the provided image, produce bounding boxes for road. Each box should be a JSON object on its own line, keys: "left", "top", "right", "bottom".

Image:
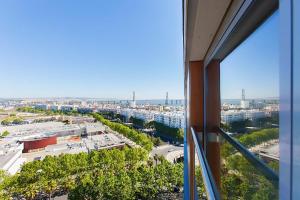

{"left": 151, "top": 144, "right": 201, "bottom": 165}
{"left": 150, "top": 144, "right": 183, "bottom": 162}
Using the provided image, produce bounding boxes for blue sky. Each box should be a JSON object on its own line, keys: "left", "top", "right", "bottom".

{"left": 0, "top": 0, "right": 183, "bottom": 99}
{"left": 0, "top": 1, "right": 278, "bottom": 100}
{"left": 221, "top": 12, "right": 279, "bottom": 99}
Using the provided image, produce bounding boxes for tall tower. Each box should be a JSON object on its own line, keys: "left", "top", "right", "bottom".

{"left": 165, "top": 92, "right": 169, "bottom": 105}
{"left": 133, "top": 91, "right": 135, "bottom": 102}
{"left": 242, "top": 89, "right": 245, "bottom": 100}
{"left": 132, "top": 91, "right": 136, "bottom": 108}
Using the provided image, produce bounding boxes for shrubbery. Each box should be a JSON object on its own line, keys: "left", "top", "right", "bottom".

{"left": 0, "top": 148, "right": 183, "bottom": 200}
{"left": 17, "top": 107, "right": 80, "bottom": 116}
{"left": 149, "top": 121, "right": 184, "bottom": 142}
{"left": 220, "top": 128, "right": 279, "bottom": 199}
{"left": 93, "top": 113, "right": 153, "bottom": 151}
{"left": 221, "top": 128, "right": 279, "bottom": 158}
{"left": 130, "top": 117, "right": 184, "bottom": 143}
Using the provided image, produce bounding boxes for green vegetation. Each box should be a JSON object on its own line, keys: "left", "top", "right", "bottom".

{"left": 221, "top": 128, "right": 279, "bottom": 158}
{"left": 148, "top": 121, "right": 184, "bottom": 143}
{"left": 16, "top": 107, "right": 80, "bottom": 116}
{"left": 129, "top": 117, "right": 184, "bottom": 143}
{"left": 220, "top": 128, "right": 279, "bottom": 199}
{"left": 93, "top": 113, "right": 153, "bottom": 151}
{"left": 1, "top": 116, "right": 24, "bottom": 125}
{"left": 221, "top": 155, "right": 278, "bottom": 200}
{"left": 130, "top": 116, "right": 145, "bottom": 127}
{"left": 150, "top": 136, "right": 164, "bottom": 146}
{"left": 13, "top": 107, "right": 279, "bottom": 199}
{"left": 0, "top": 148, "right": 183, "bottom": 200}
{"left": 0, "top": 131, "right": 10, "bottom": 138}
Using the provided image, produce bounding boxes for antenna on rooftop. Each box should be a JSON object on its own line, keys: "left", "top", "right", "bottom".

{"left": 242, "top": 89, "right": 245, "bottom": 100}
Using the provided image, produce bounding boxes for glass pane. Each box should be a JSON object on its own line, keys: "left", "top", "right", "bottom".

{"left": 219, "top": 131, "right": 279, "bottom": 199}
{"left": 220, "top": 11, "right": 279, "bottom": 200}
{"left": 195, "top": 150, "right": 208, "bottom": 199}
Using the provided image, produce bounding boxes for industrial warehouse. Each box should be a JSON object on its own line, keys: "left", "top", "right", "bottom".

{"left": 0, "top": 121, "right": 131, "bottom": 174}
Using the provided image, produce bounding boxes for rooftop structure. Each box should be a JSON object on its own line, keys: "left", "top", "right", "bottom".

{"left": 0, "top": 143, "right": 26, "bottom": 175}
{"left": 22, "top": 133, "right": 126, "bottom": 162}
{"left": 0, "top": 122, "right": 105, "bottom": 148}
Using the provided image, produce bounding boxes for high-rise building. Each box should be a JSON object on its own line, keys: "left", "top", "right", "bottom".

{"left": 240, "top": 89, "right": 250, "bottom": 109}
{"left": 131, "top": 91, "right": 136, "bottom": 108}
{"left": 165, "top": 92, "right": 169, "bottom": 105}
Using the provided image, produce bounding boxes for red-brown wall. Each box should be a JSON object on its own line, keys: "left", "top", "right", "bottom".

{"left": 22, "top": 136, "right": 57, "bottom": 153}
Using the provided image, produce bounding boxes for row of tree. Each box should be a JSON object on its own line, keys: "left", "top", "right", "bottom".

{"left": 99, "top": 114, "right": 164, "bottom": 147}
{"left": 92, "top": 113, "right": 153, "bottom": 151}
{"left": 221, "top": 128, "right": 279, "bottom": 158}
{"left": 16, "top": 107, "right": 81, "bottom": 116}
{"left": 129, "top": 116, "right": 145, "bottom": 128}
{"left": 146, "top": 121, "right": 184, "bottom": 143}
{"left": 0, "top": 148, "right": 183, "bottom": 200}
{"left": 221, "top": 154, "right": 278, "bottom": 200}
{"left": 1, "top": 116, "right": 24, "bottom": 125}
{"left": 0, "top": 130, "right": 9, "bottom": 138}
{"left": 220, "top": 128, "right": 279, "bottom": 199}
{"left": 128, "top": 117, "right": 184, "bottom": 143}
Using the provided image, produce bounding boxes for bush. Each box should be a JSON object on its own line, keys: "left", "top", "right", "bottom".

{"left": 93, "top": 113, "right": 153, "bottom": 151}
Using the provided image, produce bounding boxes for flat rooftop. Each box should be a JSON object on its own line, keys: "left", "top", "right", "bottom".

{"left": 23, "top": 133, "right": 125, "bottom": 162}
{"left": 0, "top": 122, "right": 105, "bottom": 143}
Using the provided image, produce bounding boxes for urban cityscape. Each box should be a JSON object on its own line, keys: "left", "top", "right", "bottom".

{"left": 0, "top": 89, "right": 280, "bottom": 199}
{"left": 0, "top": 0, "right": 287, "bottom": 200}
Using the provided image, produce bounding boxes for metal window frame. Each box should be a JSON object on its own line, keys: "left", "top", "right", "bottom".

{"left": 183, "top": 0, "right": 279, "bottom": 199}
{"left": 191, "top": 127, "right": 221, "bottom": 200}
{"left": 218, "top": 128, "right": 279, "bottom": 185}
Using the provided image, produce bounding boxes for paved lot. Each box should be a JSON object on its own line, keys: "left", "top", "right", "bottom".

{"left": 151, "top": 144, "right": 183, "bottom": 157}
{"left": 151, "top": 144, "right": 201, "bottom": 165}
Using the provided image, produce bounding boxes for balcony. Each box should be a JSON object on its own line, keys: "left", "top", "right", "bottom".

{"left": 181, "top": 0, "right": 299, "bottom": 199}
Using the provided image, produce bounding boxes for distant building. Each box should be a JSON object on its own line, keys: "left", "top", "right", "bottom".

{"left": 60, "top": 105, "right": 74, "bottom": 112}
{"left": 221, "top": 109, "right": 267, "bottom": 124}
{"left": 221, "top": 111, "right": 245, "bottom": 124}
{"left": 240, "top": 100, "right": 250, "bottom": 109}
{"left": 154, "top": 112, "right": 185, "bottom": 128}
{"left": 131, "top": 91, "right": 136, "bottom": 108}
{"left": 49, "top": 105, "right": 60, "bottom": 111}
{"left": 21, "top": 134, "right": 57, "bottom": 153}
{"left": 77, "top": 107, "right": 93, "bottom": 114}
{"left": 34, "top": 104, "right": 48, "bottom": 110}
{"left": 244, "top": 110, "right": 266, "bottom": 121}
{"left": 240, "top": 89, "right": 250, "bottom": 109}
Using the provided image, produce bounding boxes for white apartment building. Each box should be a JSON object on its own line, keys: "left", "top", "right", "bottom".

{"left": 154, "top": 112, "right": 185, "bottom": 129}
{"left": 244, "top": 110, "right": 266, "bottom": 121}
{"left": 117, "top": 108, "right": 185, "bottom": 129}
{"left": 221, "top": 109, "right": 267, "bottom": 124}
{"left": 221, "top": 111, "right": 245, "bottom": 124}
{"left": 133, "top": 110, "right": 154, "bottom": 122}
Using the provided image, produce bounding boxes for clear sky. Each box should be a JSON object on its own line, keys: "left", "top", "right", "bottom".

{"left": 0, "top": 1, "right": 278, "bottom": 100}
{"left": 221, "top": 12, "right": 279, "bottom": 99}
{"left": 0, "top": 0, "right": 183, "bottom": 100}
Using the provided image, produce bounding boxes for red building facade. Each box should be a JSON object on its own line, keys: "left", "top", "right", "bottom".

{"left": 21, "top": 135, "right": 57, "bottom": 153}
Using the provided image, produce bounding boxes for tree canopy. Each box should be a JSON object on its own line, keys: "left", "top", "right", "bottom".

{"left": 93, "top": 113, "right": 153, "bottom": 151}
{"left": 0, "top": 148, "right": 183, "bottom": 200}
